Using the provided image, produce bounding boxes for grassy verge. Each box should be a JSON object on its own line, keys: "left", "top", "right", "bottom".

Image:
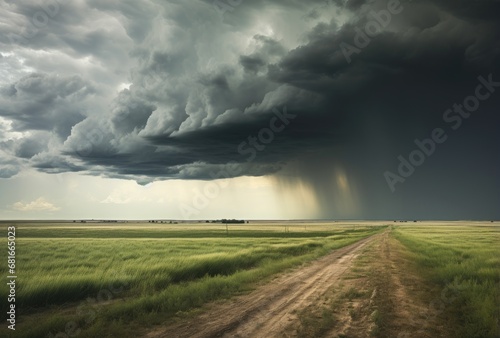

{"left": 392, "top": 225, "right": 500, "bottom": 338}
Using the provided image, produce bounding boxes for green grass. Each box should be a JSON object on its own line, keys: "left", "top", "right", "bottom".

{"left": 0, "top": 222, "right": 384, "bottom": 338}
{"left": 392, "top": 225, "right": 500, "bottom": 338}
{"left": 299, "top": 307, "right": 338, "bottom": 337}
{"left": 342, "top": 286, "right": 367, "bottom": 300}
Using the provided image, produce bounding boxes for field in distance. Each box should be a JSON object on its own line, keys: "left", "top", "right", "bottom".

{"left": 0, "top": 221, "right": 385, "bottom": 338}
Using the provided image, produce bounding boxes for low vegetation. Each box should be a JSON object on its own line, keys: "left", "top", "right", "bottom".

{"left": 0, "top": 222, "right": 384, "bottom": 338}
{"left": 393, "top": 224, "right": 500, "bottom": 338}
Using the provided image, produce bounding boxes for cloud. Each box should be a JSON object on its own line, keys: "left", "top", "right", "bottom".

{"left": 0, "top": 73, "right": 94, "bottom": 138}
{"left": 0, "top": 0, "right": 498, "bottom": 218}
{"left": 0, "top": 165, "right": 19, "bottom": 179}
{"left": 12, "top": 197, "right": 60, "bottom": 211}
{"left": 13, "top": 132, "right": 49, "bottom": 158}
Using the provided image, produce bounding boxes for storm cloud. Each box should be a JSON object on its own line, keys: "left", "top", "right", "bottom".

{"left": 1, "top": 0, "right": 499, "bottom": 219}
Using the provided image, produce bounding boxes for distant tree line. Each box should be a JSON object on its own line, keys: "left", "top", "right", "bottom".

{"left": 73, "top": 220, "right": 119, "bottom": 223}
{"left": 206, "top": 219, "right": 247, "bottom": 224}
{"left": 149, "top": 220, "right": 177, "bottom": 224}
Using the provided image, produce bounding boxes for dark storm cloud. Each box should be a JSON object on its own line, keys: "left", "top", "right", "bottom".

{"left": 0, "top": 165, "right": 19, "bottom": 179}
{"left": 432, "top": 0, "right": 500, "bottom": 20}
{"left": 240, "top": 35, "right": 287, "bottom": 74}
{"left": 0, "top": 141, "right": 21, "bottom": 179}
{"left": 240, "top": 55, "right": 266, "bottom": 73}
{"left": 0, "top": 0, "right": 136, "bottom": 62}
{"left": 1, "top": 0, "right": 499, "bottom": 218}
{"left": 14, "top": 133, "right": 48, "bottom": 158}
{"left": 0, "top": 73, "right": 92, "bottom": 137}
{"left": 31, "top": 153, "right": 86, "bottom": 174}
{"left": 264, "top": 0, "right": 500, "bottom": 218}
{"left": 110, "top": 91, "right": 156, "bottom": 135}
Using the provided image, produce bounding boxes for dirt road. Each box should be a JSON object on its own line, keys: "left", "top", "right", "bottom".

{"left": 145, "top": 234, "right": 380, "bottom": 338}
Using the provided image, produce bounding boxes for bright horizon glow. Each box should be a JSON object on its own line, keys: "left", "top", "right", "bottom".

{"left": 0, "top": 171, "right": 327, "bottom": 220}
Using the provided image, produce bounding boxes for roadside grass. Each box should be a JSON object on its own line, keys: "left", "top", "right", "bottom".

{"left": 392, "top": 225, "right": 500, "bottom": 338}
{"left": 0, "top": 223, "right": 385, "bottom": 338}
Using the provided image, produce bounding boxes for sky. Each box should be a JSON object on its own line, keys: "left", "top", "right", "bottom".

{"left": 0, "top": 0, "right": 499, "bottom": 220}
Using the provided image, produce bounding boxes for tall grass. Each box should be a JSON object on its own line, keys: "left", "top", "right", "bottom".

{"left": 392, "top": 225, "right": 500, "bottom": 338}
{"left": 0, "top": 223, "right": 384, "bottom": 337}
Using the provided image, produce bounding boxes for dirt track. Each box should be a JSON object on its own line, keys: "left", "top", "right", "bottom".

{"left": 145, "top": 234, "right": 380, "bottom": 338}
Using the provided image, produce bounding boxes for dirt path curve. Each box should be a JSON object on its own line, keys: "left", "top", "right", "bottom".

{"left": 145, "top": 233, "right": 382, "bottom": 338}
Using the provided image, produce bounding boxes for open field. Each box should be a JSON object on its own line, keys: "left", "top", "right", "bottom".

{"left": 0, "top": 221, "right": 384, "bottom": 338}
{"left": 392, "top": 224, "right": 500, "bottom": 337}
{"left": 291, "top": 223, "right": 499, "bottom": 338}
{"left": 0, "top": 221, "right": 498, "bottom": 337}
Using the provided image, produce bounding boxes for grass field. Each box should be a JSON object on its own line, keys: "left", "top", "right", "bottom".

{"left": 284, "top": 222, "right": 499, "bottom": 338}
{"left": 392, "top": 223, "right": 500, "bottom": 338}
{"left": 0, "top": 222, "right": 384, "bottom": 338}
{"left": 1, "top": 222, "right": 497, "bottom": 338}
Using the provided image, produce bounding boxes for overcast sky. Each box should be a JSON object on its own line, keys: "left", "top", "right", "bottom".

{"left": 0, "top": 0, "right": 499, "bottom": 220}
